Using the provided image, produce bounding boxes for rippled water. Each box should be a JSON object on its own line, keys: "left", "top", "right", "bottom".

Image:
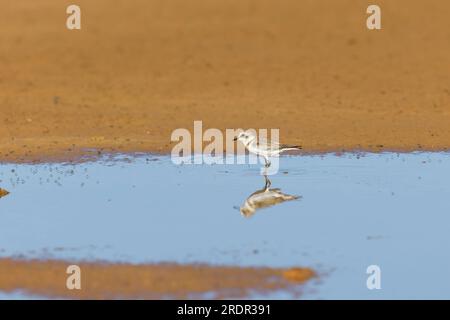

{"left": 1, "top": 152, "right": 450, "bottom": 299}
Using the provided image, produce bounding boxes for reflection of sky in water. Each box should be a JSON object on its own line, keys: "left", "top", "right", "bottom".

{"left": 1, "top": 153, "right": 450, "bottom": 299}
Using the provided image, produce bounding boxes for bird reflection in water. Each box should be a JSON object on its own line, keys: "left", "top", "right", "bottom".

{"left": 239, "top": 175, "right": 301, "bottom": 218}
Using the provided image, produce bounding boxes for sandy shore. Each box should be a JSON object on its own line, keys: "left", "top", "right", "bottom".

{"left": 0, "top": 258, "right": 314, "bottom": 299}
{"left": 1, "top": 0, "right": 449, "bottom": 163}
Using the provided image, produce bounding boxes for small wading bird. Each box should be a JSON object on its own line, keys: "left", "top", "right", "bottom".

{"left": 234, "top": 130, "right": 302, "bottom": 167}
{"left": 239, "top": 175, "right": 301, "bottom": 217}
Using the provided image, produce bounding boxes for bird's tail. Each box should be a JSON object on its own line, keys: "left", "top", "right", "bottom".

{"left": 280, "top": 144, "right": 302, "bottom": 151}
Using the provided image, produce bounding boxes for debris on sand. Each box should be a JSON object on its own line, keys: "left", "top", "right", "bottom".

{"left": 282, "top": 267, "right": 315, "bottom": 283}
{"left": 0, "top": 188, "right": 9, "bottom": 198}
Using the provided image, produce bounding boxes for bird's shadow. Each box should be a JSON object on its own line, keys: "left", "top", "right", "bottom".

{"left": 235, "top": 175, "right": 301, "bottom": 218}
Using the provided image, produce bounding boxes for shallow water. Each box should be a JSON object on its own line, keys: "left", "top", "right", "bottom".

{"left": 1, "top": 153, "right": 450, "bottom": 299}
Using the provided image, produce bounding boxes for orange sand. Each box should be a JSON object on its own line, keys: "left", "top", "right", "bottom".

{"left": 0, "top": 0, "right": 449, "bottom": 163}
{"left": 0, "top": 258, "right": 315, "bottom": 299}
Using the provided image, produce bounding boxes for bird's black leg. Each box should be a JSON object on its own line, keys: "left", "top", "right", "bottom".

{"left": 264, "top": 174, "right": 272, "bottom": 189}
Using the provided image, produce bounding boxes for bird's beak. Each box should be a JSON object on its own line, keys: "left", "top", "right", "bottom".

{"left": 233, "top": 137, "right": 238, "bottom": 141}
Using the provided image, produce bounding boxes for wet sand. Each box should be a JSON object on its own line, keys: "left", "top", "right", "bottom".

{"left": 1, "top": 0, "right": 450, "bottom": 163}
{"left": 0, "top": 258, "right": 314, "bottom": 299}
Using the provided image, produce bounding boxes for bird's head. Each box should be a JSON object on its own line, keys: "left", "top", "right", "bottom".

{"left": 233, "top": 130, "right": 257, "bottom": 145}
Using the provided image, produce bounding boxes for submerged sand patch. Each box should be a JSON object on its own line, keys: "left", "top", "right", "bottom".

{"left": 0, "top": 258, "right": 314, "bottom": 299}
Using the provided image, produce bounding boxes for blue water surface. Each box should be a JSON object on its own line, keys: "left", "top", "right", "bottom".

{"left": 0, "top": 152, "right": 449, "bottom": 299}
